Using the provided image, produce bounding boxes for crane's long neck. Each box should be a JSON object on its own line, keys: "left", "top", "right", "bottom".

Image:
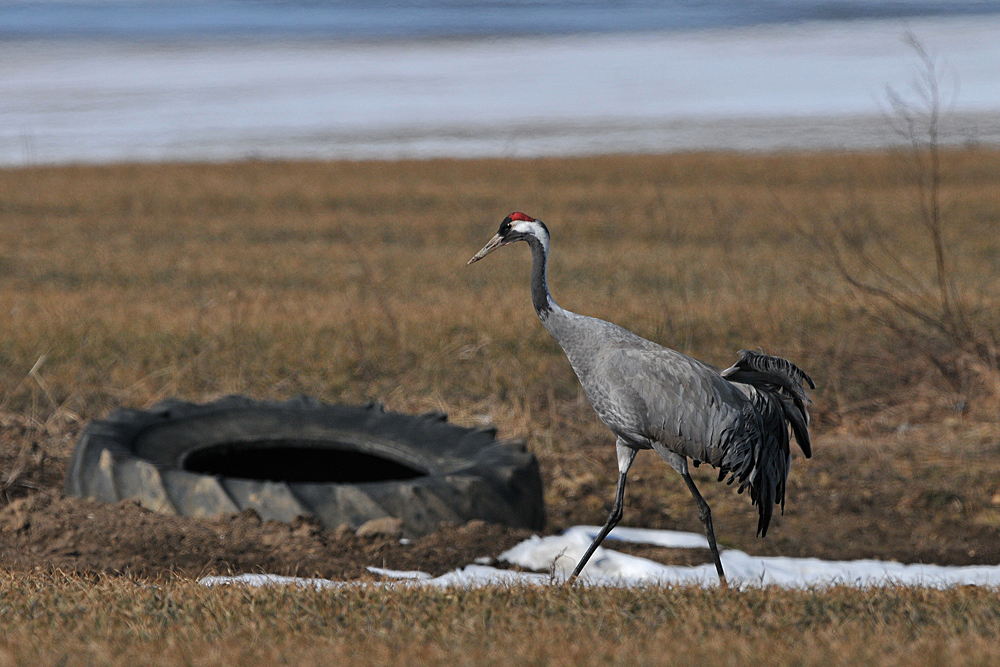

{"left": 525, "top": 230, "right": 569, "bottom": 326}
{"left": 527, "top": 235, "right": 552, "bottom": 316}
{"left": 523, "top": 226, "right": 599, "bottom": 382}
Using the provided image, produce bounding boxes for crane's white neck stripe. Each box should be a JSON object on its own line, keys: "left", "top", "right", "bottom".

{"left": 513, "top": 220, "right": 549, "bottom": 257}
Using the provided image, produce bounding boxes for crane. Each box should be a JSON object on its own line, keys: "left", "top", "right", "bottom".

{"left": 467, "top": 212, "right": 814, "bottom": 587}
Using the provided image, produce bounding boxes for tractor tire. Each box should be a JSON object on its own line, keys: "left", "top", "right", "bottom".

{"left": 65, "top": 395, "right": 545, "bottom": 538}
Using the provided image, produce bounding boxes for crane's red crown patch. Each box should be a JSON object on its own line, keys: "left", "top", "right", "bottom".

{"left": 509, "top": 212, "right": 536, "bottom": 222}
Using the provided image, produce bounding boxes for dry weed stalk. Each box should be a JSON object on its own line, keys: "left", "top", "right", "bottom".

{"left": 798, "top": 34, "right": 999, "bottom": 412}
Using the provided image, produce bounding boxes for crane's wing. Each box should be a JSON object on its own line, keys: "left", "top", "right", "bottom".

{"left": 591, "top": 344, "right": 794, "bottom": 537}
{"left": 590, "top": 345, "right": 747, "bottom": 467}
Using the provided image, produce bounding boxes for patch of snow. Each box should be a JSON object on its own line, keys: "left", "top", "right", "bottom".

{"left": 199, "top": 573, "right": 344, "bottom": 590}
{"left": 199, "top": 526, "right": 1000, "bottom": 590}
{"left": 424, "top": 564, "right": 553, "bottom": 588}
{"left": 367, "top": 566, "right": 432, "bottom": 580}
{"left": 581, "top": 525, "right": 711, "bottom": 549}
{"left": 500, "top": 527, "right": 1000, "bottom": 588}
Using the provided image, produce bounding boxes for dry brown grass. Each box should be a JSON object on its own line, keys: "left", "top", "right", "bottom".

{"left": 1, "top": 573, "right": 1000, "bottom": 667}
{"left": 2, "top": 152, "right": 1000, "bottom": 537}
{"left": 2, "top": 152, "right": 998, "bottom": 428}
{"left": 1, "top": 153, "right": 999, "bottom": 665}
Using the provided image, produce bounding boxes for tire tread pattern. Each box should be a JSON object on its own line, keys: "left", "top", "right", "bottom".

{"left": 66, "top": 395, "right": 545, "bottom": 537}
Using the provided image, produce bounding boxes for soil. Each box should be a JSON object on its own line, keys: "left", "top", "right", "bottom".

{"left": 0, "top": 489, "right": 718, "bottom": 580}
{"left": 0, "top": 490, "right": 539, "bottom": 579}
{"left": 2, "top": 413, "right": 998, "bottom": 581}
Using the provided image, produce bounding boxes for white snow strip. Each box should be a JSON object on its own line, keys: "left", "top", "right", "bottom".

{"left": 198, "top": 526, "right": 1000, "bottom": 591}
{"left": 579, "top": 525, "right": 711, "bottom": 549}
{"left": 498, "top": 527, "right": 1000, "bottom": 589}
{"left": 366, "top": 566, "right": 432, "bottom": 580}
{"left": 200, "top": 573, "right": 345, "bottom": 590}
{"left": 423, "top": 564, "right": 553, "bottom": 588}
{"left": 199, "top": 565, "right": 551, "bottom": 590}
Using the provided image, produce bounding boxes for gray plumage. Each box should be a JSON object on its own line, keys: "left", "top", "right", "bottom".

{"left": 468, "top": 213, "right": 814, "bottom": 586}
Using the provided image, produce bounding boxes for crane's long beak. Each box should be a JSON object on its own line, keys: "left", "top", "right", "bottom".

{"left": 467, "top": 233, "right": 504, "bottom": 265}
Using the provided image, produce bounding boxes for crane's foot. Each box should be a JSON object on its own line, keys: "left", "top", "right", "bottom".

{"left": 565, "top": 544, "right": 600, "bottom": 586}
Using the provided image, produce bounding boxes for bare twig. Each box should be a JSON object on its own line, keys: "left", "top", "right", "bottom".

{"left": 787, "top": 34, "right": 999, "bottom": 409}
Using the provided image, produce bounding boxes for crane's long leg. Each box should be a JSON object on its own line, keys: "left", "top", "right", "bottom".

{"left": 567, "top": 440, "right": 637, "bottom": 584}
{"left": 652, "top": 444, "right": 728, "bottom": 588}
{"left": 680, "top": 471, "right": 728, "bottom": 589}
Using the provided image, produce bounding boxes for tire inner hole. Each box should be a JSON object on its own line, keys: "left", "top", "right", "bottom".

{"left": 182, "top": 440, "right": 427, "bottom": 484}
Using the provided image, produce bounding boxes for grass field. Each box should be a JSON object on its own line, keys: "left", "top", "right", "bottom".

{"left": 1, "top": 152, "right": 998, "bottom": 423}
{"left": 1, "top": 150, "right": 999, "bottom": 665}
{"left": 2, "top": 574, "right": 1000, "bottom": 667}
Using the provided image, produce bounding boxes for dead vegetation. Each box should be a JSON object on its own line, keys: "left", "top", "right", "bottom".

{"left": 1, "top": 152, "right": 999, "bottom": 541}
{"left": 1, "top": 153, "right": 998, "bottom": 428}
{"left": 0, "top": 152, "right": 999, "bottom": 664}
{"left": 791, "top": 37, "right": 1000, "bottom": 414}
{"left": 2, "top": 574, "right": 1000, "bottom": 667}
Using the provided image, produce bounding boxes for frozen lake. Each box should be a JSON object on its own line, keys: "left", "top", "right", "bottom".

{"left": 1, "top": 9, "right": 999, "bottom": 164}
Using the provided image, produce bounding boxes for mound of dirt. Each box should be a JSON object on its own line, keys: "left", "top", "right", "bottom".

{"left": 0, "top": 490, "right": 537, "bottom": 580}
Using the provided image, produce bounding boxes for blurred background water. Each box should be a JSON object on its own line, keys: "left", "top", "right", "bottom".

{"left": 1, "top": 1, "right": 998, "bottom": 164}
{"left": 2, "top": 1, "right": 999, "bottom": 39}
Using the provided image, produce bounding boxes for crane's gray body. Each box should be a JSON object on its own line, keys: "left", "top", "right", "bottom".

{"left": 544, "top": 308, "right": 747, "bottom": 462}
{"left": 539, "top": 286, "right": 793, "bottom": 536}
{"left": 469, "top": 214, "right": 813, "bottom": 581}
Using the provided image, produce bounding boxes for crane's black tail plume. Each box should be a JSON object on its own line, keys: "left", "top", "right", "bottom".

{"left": 721, "top": 349, "right": 814, "bottom": 458}
{"left": 721, "top": 350, "right": 815, "bottom": 537}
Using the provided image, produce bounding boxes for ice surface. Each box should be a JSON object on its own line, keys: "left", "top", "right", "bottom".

{"left": 199, "top": 525, "right": 1000, "bottom": 590}
{"left": 2, "top": 15, "right": 999, "bottom": 165}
